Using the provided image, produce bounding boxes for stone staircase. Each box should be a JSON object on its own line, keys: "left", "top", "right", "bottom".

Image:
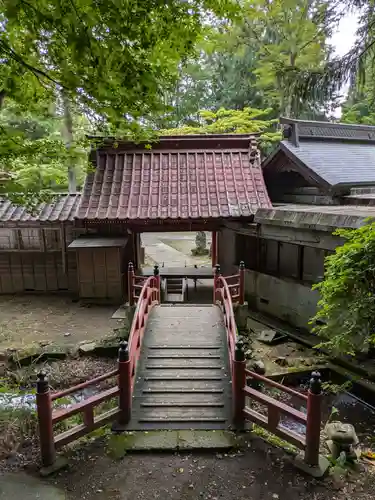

{"left": 164, "top": 277, "right": 186, "bottom": 303}
{"left": 128, "top": 304, "right": 232, "bottom": 430}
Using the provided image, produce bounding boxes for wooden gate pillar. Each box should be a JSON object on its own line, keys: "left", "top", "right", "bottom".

{"left": 305, "top": 372, "right": 323, "bottom": 467}
{"left": 36, "top": 372, "right": 56, "bottom": 468}
{"left": 211, "top": 231, "right": 218, "bottom": 267}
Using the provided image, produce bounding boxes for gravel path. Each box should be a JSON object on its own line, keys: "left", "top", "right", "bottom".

{"left": 48, "top": 437, "right": 374, "bottom": 500}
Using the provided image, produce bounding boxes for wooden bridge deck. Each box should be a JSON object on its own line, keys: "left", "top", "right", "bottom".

{"left": 129, "top": 304, "right": 232, "bottom": 430}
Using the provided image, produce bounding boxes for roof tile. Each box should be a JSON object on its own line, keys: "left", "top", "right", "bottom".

{"left": 77, "top": 136, "right": 271, "bottom": 221}
{"left": 0, "top": 194, "right": 81, "bottom": 224}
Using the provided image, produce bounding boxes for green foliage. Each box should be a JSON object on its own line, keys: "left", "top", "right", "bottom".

{"left": 159, "top": 0, "right": 335, "bottom": 127}
{"left": 160, "top": 107, "right": 281, "bottom": 151}
{"left": 341, "top": 83, "right": 375, "bottom": 126}
{"left": 0, "top": 98, "right": 88, "bottom": 203}
{"left": 243, "top": 0, "right": 334, "bottom": 117}
{"left": 0, "top": 0, "right": 238, "bottom": 200}
{"left": 311, "top": 220, "right": 375, "bottom": 355}
{"left": 1, "top": 0, "right": 237, "bottom": 126}
{"left": 290, "top": 1, "right": 375, "bottom": 108}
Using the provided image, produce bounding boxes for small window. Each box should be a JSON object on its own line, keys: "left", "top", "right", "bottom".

{"left": 235, "top": 234, "right": 258, "bottom": 269}
{"left": 44, "top": 229, "right": 61, "bottom": 250}
{"left": 20, "top": 229, "right": 41, "bottom": 249}
{"left": 303, "top": 246, "right": 325, "bottom": 283}
{"left": 0, "top": 228, "right": 17, "bottom": 249}
{"left": 279, "top": 242, "right": 300, "bottom": 279}
{"left": 264, "top": 240, "right": 279, "bottom": 274}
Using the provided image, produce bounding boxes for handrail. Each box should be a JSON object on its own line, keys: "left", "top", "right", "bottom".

{"left": 245, "top": 369, "right": 308, "bottom": 402}
{"left": 215, "top": 275, "right": 238, "bottom": 372}
{"left": 36, "top": 272, "right": 160, "bottom": 472}
{"left": 128, "top": 274, "right": 160, "bottom": 391}
{"left": 51, "top": 369, "right": 119, "bottom": 401}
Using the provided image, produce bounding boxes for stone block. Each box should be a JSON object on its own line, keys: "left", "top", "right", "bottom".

{"left": 234, "top": 302, "right": 248, "bottom": 330}
{"left": 294, "top": 452, "right": 330, "bottom": 478}
{"left": 325, "top": 421, "right": 358, "bottom": 445}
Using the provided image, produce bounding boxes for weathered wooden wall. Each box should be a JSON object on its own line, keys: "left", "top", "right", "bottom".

{"left": 0, "top": 251, "right": 78, "bottom": 294}
{"left": 0, "top": 223, "right": 79, "bottom": 295}
{"left": 76, "top": 247, "right": 123, "bottom": 302}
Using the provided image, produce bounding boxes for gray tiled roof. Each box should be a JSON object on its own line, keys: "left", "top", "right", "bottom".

{"left": 282, "top": 140, "right": 375, "bottom": 187}
{"left": 0, "top": 193, "right": 81, "bottom": 224}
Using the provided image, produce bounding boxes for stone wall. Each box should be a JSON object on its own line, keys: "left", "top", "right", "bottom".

{"left": 244, "top": 270, "right": 319, "bottom": 330}
{"left": 218, "top": 219, "right": 344, "bottom": 331}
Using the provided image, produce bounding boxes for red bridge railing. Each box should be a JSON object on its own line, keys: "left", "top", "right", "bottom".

{"left": 214, "top": 262, "right": 323, "bottom": 471}
{"left": 36, "top": 266, "right": 160, "bottom": 471}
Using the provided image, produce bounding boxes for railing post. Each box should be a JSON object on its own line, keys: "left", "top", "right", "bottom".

{"left": 239, "top": 261, "right": 245, "bottom": 305}
{"left": 36, "top": 372, "right": 56, "bottom": 468}
{"left": 213, "top": 263, "right": 221, "bottom": 304}
{"left": 211, "top": 231, "right": 218, "bottom": 267}
{"left": 118, "top": 342, "right": 132, "bottom": 425}
{"left": 305, "top": 371, "right": 322, "bottom": 467}
{"left": 153, "top": 264, "right": 160, "bottom": 303}
{"left": 128, "top": 262, "right": 135, "bottom": 307}
{"left": 233, "top": 340, "right": 246, "bottom": 429}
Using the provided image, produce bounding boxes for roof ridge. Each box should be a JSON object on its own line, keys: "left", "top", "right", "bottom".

{"left": 281, "top": 117, "right": 375, "bottom": 144}
{"left": 280, "top": 117, "right": 375, "bottom": 131}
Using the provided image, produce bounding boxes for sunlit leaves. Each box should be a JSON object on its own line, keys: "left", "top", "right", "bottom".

{"left": 160, "top": 107, "right": 281, "bottom": 152}
{"left": 311, "top": 220, "right": 375, "bottom": 355}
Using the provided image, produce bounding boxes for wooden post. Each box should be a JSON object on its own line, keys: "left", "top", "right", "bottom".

{"left": 36, "top": 372, "right": 56, "bottom": 468}
{"left": 118, "top": 342, "right": 132, "bottom": 425}
{"left": 211, "top": 231, "right": 218, "bottom": 267}
{"left": 128, "top": 262, "right": 135, "bottom": 306}
{"left": 213, "top": 263, "right": 221, "bottom": 304}
{"left": 153, "top": 264, "right": 160, "bottom": 303}
{"left": 305, "top": 371, "right": 322, "bottom": 467}
{"left": 239, "top": 261, "right": 245, "bottom": 305}
{"left": 233, "top": 340, "right": 246, "bottom": 429}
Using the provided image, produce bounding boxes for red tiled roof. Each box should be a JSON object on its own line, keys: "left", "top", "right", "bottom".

{"left": 0, "top": 194, "right": 81, "bottom": 225}
{"left": 76, "top": 135, "right": 271, "bottom": 222}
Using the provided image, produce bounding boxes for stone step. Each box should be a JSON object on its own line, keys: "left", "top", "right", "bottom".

{"left": 138, "top": 392, "right": 225, "bottom": 404}
{"left": 138, "top": 407, "right": 228, "bottom": 419}
{"left": 144, "top": 375, "right": 225, "bottom": 381}
{"left": 127, "top": 303, "right": 231, "bottom": 431}
{"left": 140, "top": 402, "right": 224, "bottom": 408}
{"left": 145, "top": 361, "right": 223, "bottom": 369}
{"left": 146, "top": 358, "right": 222, "bottom": 368}
{"left": 143, "top": 367, "right": 228, "bottom": 379}
{"left": 141, "top": 379, "right": 226, "bottom": 391}
{"left": 147, "top": 354, "right": 221, "bottom": 359}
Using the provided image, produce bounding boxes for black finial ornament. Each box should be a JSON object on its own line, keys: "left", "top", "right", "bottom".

{"left": 239, "top": 261, "right": 245, "bottom": 270}
{"left": 37, "top": 371, "right": 49, "bottom": 393}
{"left": 215, "top": 264, "right": 221, "bottom": 276}
{"left": 153, "top": 264, "right": 159, "bottom": 276}
{"left": 235, "top": 339, "right": 245, "bottom": 361}
{"left": 309, "top": 371, "right": 322, "bottom": 395}
{"left": 128, "top": 261, "right": 134, "bottom": 271}
{"left": 118, "top": 341, "right": 129, "bottom": 362}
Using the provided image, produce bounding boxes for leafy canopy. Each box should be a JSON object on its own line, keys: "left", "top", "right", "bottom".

{"left": 311, "top": 220, "right": 375, "bottom": 355}
{"left": 160, "top": 107, "right": 281, "bottom": 152}
{"left": 0, "top": 98, "right": 88, "bottom": 204}
{"left": 1, "top": 0, "right": 238, "bottom": 127}
{"left": 0, "top": 0, "right": 238, "bottom": 200}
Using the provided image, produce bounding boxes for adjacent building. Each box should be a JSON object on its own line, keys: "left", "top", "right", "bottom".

{"left": 219, "top": 118, "right": 375, "bottom": 329}
{"left": 2, "top": 119, "right": 375, "bottom": 332}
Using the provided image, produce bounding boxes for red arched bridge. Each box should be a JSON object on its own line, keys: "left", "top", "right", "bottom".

{"left": 36, "top": 263, "right": 323, "bottom": 473}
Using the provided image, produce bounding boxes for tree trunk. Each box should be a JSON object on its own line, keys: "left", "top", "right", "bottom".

{"left": 62, "top": 92, "right": 76, "bottom": 194}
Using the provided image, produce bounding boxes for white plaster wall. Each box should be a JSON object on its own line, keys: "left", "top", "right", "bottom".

{"left": 245, "top": 270, "right": 320, "bottom": 330}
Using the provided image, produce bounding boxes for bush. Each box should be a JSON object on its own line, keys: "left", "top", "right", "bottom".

{"left": 311, "top": 220, "right": 375, "bottom": 356}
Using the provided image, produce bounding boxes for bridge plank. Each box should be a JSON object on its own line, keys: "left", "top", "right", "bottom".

{"left": 127, "top": 304, "right": 232, "bottom": 431}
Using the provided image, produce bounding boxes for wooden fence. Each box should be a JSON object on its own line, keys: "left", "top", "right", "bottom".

{"left": 216, "top": 264, "right": 323, "bottom": 469}
{"left": 36, "top": 272, "right": 160, "bottom": 469}
{"left": 233, "top": 345, "right": 323, "bottom": 467}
